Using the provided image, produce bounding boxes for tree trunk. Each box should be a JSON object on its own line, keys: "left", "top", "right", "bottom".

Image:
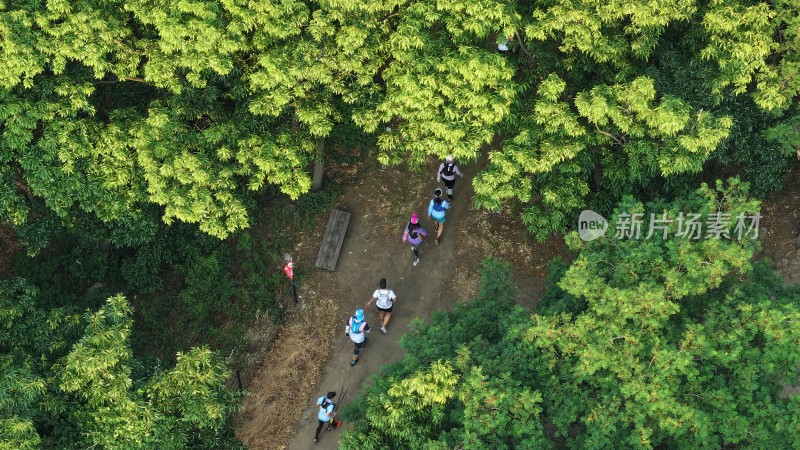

{"left": 14, "top": 172, "right": 35, "bottom": 205}
{"left": 311, "top": 138, "right": 324, "bottom": 192}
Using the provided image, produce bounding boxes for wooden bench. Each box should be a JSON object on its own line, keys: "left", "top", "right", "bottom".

{"left": 315, "top": 209, "right": 351, "bottom": 271}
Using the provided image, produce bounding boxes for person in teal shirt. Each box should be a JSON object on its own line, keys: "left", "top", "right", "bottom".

{"left": 427, "top": 188, "right": 451, "bottom": 244}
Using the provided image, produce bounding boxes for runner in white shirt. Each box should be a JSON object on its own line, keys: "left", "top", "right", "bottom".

{"left": 365, "top": 278, "right": 397, "bottom": 334}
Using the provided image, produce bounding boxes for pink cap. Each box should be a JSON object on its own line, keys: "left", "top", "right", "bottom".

{"left": 410, "top": 213, "right": 419, "bottom": 224}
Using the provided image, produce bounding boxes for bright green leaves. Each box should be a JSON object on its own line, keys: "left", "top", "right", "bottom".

{"left": 340, "top": 360, "right": 460, "bottom": 449}
{"left": 343, "top": 238, "right": 799, "bottom": 449}
{"left": 766, "top": 0, "right": 800, "bottom": 110}
{"left": 574, "top": 77, "right": 732, "bottom": 177}
{"left": 476, "top": 74, "right": 733, "bottom": 240}
{"left": 0, "top": 280, "right": 44, "bottom": 450}
{"left": 0, "top": 73, "right": 150, "bottom": 247}
{"left": 434, "top": 0, "right": 518, "bottom": 44}
{"left": 133, "top": 105, "right": 316, "bottom": 238}
{"left": 146, "top": 347, "right": 242, "bottom": 447}
{"left": 459, "top": 368, "right": 551, "bottom": 449}
{"left": 125, "top": 0, "right": 246, "bottom": 92}
{"left": 368, "top": 47, "right": 515, "bottom": 166}
{"left": 1, "top": 0, "right": 797, "bottom": 246}
{"left": 58, "top": 296, "right": 152, "bottom": 449}
{"left": 57, "top": 295, "right": 241, "bottom": 449}
{"left": 520, "top": 181, "right": 800, "bottom": 449}
{"left": 563, "top": 178, "right": 760, "bottom": 301}
{"left": 342, "top": 0, "right": 518, "bottom": 167}
{"left": 701, "top": 1, "right": 778, "bottom": 104}
{"left": 0, "top": 358, "right": 43, "bottom": 450}
{"left": 0, "top": 7, "right": 45, "bottom": 89}
{"left": 0, "top": 286, "right": 241, "bottom": 449}
{"left": 527, "top": 0, "right": 696, "bottom": 65}
{"left": 381, "top": 360, "right": 459, "bottom": 427}
{"left": 0, "top": 0, "right": 137, "bottom": 88}
{"left": 225, "top": 0, "right": 309, "bottom": 39}
{"left": 699, "top": 0, "right": 799, "bottom": 111}
{"left": 664, "top": 109, "right": 732, "bottom": 175}
{"left": 1, "top": 0, "right": 325, "bottom": 242}
{"left": 342, "top": 259, "right": 550, "bottom": 450}
{"left": 478, "top": 0, "right": 797, "bottom": 241}
{"left": 36, "top": 0, "right": 140, "bottom": 80}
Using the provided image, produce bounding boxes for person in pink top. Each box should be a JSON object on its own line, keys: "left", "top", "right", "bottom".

{"left": 402, "top": 213, "right": 428, "bottom": 266}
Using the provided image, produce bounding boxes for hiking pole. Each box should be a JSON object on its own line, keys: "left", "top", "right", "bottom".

{"left": 327, "top": 386, "right": 349, "bottom": 432}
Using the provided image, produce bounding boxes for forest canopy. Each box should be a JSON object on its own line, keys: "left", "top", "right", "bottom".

{"left": 1, "top": 0, "right": 799, "bottom": 448}
{"left": 0, "top": 0, "right": 797, "bottom": 249}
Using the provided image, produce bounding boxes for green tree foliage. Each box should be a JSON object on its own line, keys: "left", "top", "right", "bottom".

{"left": 1, "top": 0, "right": 797, "bottom": 245}
{"left": 344, "top": 180, "right": 800, "bottom": 449}
{"left": 525, "top": 179, "right": 800, "bottom": 448}
{"left": 0, "top": 281, "right": 44, "bottom": 450}
{"left": 0, "top": 282, "right": 242, "bottom": 449}
{"left": 473, "top": 0, "right": 799, "bottom": 239}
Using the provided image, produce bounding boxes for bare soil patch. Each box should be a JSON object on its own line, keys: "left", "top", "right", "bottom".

{"left": 759, "top": 167, "right": 800, "bottom": 284}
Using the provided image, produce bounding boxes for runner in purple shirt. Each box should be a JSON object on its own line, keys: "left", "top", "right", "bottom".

{"left": 402, "top": 213, "right": 428, "bottom": 266}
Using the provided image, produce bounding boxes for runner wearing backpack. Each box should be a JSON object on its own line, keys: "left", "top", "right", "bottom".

{"left": 313, "top": 391, "right": 336, "bottom": 443}
{"left": 402, "top": 213, "right": 428, "bottom": 266}
{"left": 436, "top": 155, "right": 463, "bottom": 200}
{"left": 427, "top": 188, "right": 451, "bottom": 244}
{"left": 345, "top": 309, "right": 370, "bottom": 366}
{"left": 365, "top": 278, "right": 397, "bottom": 333}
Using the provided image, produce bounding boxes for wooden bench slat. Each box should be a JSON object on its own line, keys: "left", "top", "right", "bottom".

{"left": 315, "top": 209, "right": 351, "bottom": 271}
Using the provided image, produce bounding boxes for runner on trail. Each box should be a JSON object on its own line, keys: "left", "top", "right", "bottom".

{"left": 402, "top": 213, "right": 428, "bottom": 266}
{"left": 427, "top": 188, "right": 451, "bottom": 244}
{"left": 436, "top": 155, "right": 464, "bottom": 200}
{"left": 365, "top": 278, "right": 397, "bottom": 334}
{"left": 345, "top": 309, "right": 370, "bottom": 366}
{"left": 313, "top": 391, "right": 336, "bottom": 443}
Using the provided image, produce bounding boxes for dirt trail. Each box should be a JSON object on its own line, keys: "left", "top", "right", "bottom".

{"left": 235, "top": 146, "right": 565, "bottom": 449}
{"left": 285, "top": 160, "right": 483, "bottom": 449}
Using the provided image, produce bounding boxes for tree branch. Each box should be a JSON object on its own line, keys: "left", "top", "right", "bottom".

{"left": 512, "top": 31, "right": 536, "bottom": 63}
{"left": 688, "top": 108, "right": 704, "bottom": 134}
{"left": 14, "top": 172, "right": 35, "bottom": 205}
{"left": 91, "top": 77, "right": 147, "bottom": 85}
{"left": 595, "top": 124, "right": 625, "bottom": 146}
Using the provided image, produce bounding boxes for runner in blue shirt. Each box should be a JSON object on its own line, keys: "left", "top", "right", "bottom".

{"left": 313, "top": 391, "right": 336, "bottom": 443}
{"left": 427, "top": 188, "right": 450, "bottom": 244}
